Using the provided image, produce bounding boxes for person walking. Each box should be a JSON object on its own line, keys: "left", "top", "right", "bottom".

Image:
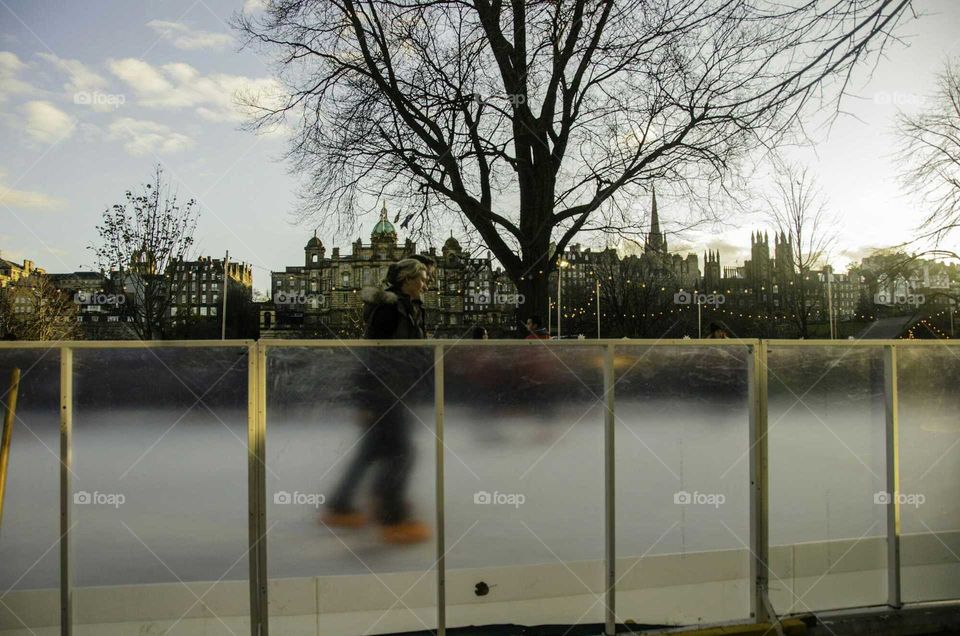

{"left": 324, "top": 258, "right": 431, "bottom": 544}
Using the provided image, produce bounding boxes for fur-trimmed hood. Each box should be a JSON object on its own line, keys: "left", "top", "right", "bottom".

{"left": 360, "top": 286, "right": 399, "bottom": 305}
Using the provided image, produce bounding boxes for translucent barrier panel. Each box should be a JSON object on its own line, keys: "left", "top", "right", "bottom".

{"left": 614, "top": 345, "right": 751, "bottom": 627}
{"left": 443, "top": 344, "right": 605, "bottom": 629}
{"left": 71, "top": 347, "right": 250, "bottom": 633}
{"left": 265, "top": 346, "right": 436, "bottom": 634}
{"left": 897, "top": 345, "right": 960, "bottom": 603}
{"left": 0, "top": 349, "right": 60, "bottom": 633}
{"left": 767, "top": 346, "right": 886, "bottom": 614}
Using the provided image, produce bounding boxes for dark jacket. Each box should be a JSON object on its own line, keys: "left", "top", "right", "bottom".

{"left": 361, "top": 286, "right": 425, "bottom": 340}
{"left": 358, "top": 285, "right": 430, "bottom": 401}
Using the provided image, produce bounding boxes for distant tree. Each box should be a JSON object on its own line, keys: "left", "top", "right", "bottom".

{"left": 764, "top": 162, "right": 834, "bottom": 339}
{"left": 897, "top": 58, "right": 960, "bottom": 260}
{"left": 0, "top": 274, "right": 80, "bottom": 341}
{"left": 89, "top": 166, "right": 198, "bottom": 339}
{"left": 237, "top": 0, "right": 913, "bottom": 322}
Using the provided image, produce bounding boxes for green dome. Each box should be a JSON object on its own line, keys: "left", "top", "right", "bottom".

{"left": 372, "top": 203, "right": 397, "bottom": 239}
{"left": 372, "top": 218, "right": 396, "bottom": 237}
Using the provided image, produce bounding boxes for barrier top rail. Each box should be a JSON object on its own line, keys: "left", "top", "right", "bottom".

{"left": 0, "top": 338, "right": 957, "bottom": 349}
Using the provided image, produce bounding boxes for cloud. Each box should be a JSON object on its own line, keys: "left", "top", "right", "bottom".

{"left": 243, "top": 0, "right": 268, "bottom": 13}
{"left": 108, "top": 58, "right": 283, "bottom": 123}
{"left": 0, "top": 169, "right": 64, "bottom": 210}
{"left": 107, "top": 117, "right": 194, "bottom": 155}
{"left": 22, "top": 100, "right": 76, "bottom": 143}
{"left": 0, "top": 51, "right": 34, "bottom": 103}
{"left": 146, "top": 20, "right": 233, "bottom": 50}
{"left": 34, "top": 52, "right": 124, "bottom": 112}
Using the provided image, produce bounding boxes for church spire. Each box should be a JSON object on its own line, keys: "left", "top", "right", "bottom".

{"left": 645, "top": 186, "right": 666, "bottom": 254}
{"left": 650, "top": 187, "right": 660, "bottom": 234}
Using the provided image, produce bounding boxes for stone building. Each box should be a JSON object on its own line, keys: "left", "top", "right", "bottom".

{"left": 263, "top": 205, "right": 521, "bottom": 339}
{"left": 167, "top": 256, "right": 254, "bottom": 338}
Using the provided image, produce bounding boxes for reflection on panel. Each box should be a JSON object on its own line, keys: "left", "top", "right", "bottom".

{"left": 71, "top": 347, "right": 250, "bottom": 633}
{"left": 767, "top": 346, "right": 886, "bottom": 614}
{"left": 443, "top": 344, "right": 605, "bottom": 628}
{"left": 614, "top": 345, "right": 751, "bottom": 626}
{"left": 897, "top": 345, "right": 960, "bottom": 603}
{"left": 265, "top": 346, "right": 436, "bottom": 634}
{"left": 0, "top": 349, "right": 60, "bottom": 633}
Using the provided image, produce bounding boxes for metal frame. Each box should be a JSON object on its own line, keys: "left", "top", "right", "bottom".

{"left": 0, "top": 338, "right": 954, "bottom": 635}
{"left": 747, "top": 341, "right": 770, "bottom": 623}
{"left": 603, "top": 344, "right": 616, "bottom": 636}
{"left": 247, "top": 344, "right": 262, "bottom": 636}
{"left": 59, "top": 346, "right": 72, "bottom": 636}
{"left": 255, "top": 342, "right": 269, "bottom": 635}
{"left": 883, "top": 344, "right": 902, "bottom": 609}
{"left": 434, "top": 345, "right": 446, "bottom": 636}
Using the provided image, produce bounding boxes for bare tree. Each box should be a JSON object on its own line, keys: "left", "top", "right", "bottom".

{"left": 897, "top": 58, "right": 960, "bottom": 260}
{"left": 764, "top": 162, "right": 834, "bottom": 338}
{"left": 88, "top": 166, "right": 198, "bottom": 339}
{"left": 237, "top": 0, "right": 912, "bottom": 320}
{"left": 0, "top": 274, "right": 80, "bottom": 341}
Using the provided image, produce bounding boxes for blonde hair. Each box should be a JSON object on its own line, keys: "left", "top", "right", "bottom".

{"left": 392, "top": 258, "right": 427, "bottom": 286}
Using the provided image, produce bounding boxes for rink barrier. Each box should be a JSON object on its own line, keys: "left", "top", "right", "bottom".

{"left": 0, "top": 338, "right": 957, "bottom": 635}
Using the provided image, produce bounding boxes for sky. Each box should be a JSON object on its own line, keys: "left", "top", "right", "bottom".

{"left": 1, "top": 0, "right": 959, "bottom": 292}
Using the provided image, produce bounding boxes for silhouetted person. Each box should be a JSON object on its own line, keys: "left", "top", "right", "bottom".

{"left": 707, "top": 322, "right": 729, "bottom": 339}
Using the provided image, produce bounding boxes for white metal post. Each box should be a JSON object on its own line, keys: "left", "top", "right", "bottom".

{"left": 557, "top": 264, "right": 562, "bottom": 339}
{"left": 748, "top": 341, "right": 770, "bottom": 623}
{"left": 60, "top": 347, "right": 73, "bottom": 636}
{"left": 221, "top": 251, "right": 230, "bottom": 340}
{"left": 884, "top": 344, "right": 902, "bottom": 608}
{"left": 603, "top": 344, "right": 616, "bottom": 635}
{"left": 435, "top": 345, "right": 446, "bottom": 635}
{"left": 596, "top": 279, "right": 601, "bottom": 339}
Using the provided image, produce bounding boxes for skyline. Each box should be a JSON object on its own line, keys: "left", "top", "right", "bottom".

{"left": 1, "top": 0, "right": 959, "bottom": 292}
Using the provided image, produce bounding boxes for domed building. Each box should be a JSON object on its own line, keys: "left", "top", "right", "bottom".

{"left": 265, "top": 204, "right": 523, "bottom": 338}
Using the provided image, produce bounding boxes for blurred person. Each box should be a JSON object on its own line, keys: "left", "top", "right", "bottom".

{"left": 325, "top": 259, "right": 431, "bottom": 544}
{"left": 707, "top": 322, "right": 729, "bottom": 339}
{"left": 524, "top": 316, "right": 550, "bottom": 340}
{"left": 472, "top": 326, "right": 488, "bottom": 340}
